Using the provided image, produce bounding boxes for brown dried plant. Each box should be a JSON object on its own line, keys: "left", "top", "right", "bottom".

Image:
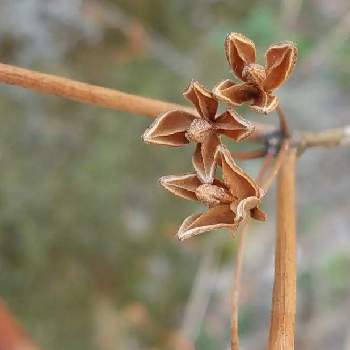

{"left": 143, "top": 80, "right": 253, "bottom": 183}
{"left": 214, "top": 32, "right": 297, "bottom": 114}
{"left": 142, "top": 32, "right": 299, "bottom": 350}
{"left": 143, "top": 33, "right": 297, "bottom": 242}
{"left": 1, "top": 30, "right": 349, "bottom": 350}
{"left": 160, "top": 146, "right": 266, "bottom": 241}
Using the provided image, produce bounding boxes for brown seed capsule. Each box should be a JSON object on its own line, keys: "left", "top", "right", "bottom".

{"left": 143, "top": 80, "right": 254, "bottom": 184}
{"left": 242, "top": 64, "right": 266, "bottom": 87}
{"left": 195, "top": 183, "right": 233, "bottom": 207}
{"left": 214, "top": 33, "right": 298, "bottom": 114}
{"left": 185, "top": 118, "right": 213, "bottom": 144}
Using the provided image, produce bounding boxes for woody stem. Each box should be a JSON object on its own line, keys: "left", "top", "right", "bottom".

{"left": 0, "top": 62, "right": 271, "bottom": 136}
{"left": 1, "top": 63, "right": 350, "bottom": 153}
{"left": 230, "top": 151, "right": 277, "bottom": 350}
{"left": 268, "top": 147, "right": 297, "bottom": 350}
{"left": 230, "top": 221, "right": 250, "bottom": 350}
{"left": 0, "top": 63, "right": 188, "bottom": 118}
{"left": 260, "top": 140, "right": 290, "bottom": 192}
{"left": 295, "top": 126, "right": 350, "bottom": 154}
{"left": 276, "top": 104, "right": 290, "bottom": 138}
{"left": 230, "top": 149, "right": 267, "bottom": 160}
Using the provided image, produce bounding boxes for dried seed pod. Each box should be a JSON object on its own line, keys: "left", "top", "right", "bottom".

{"left": 160, "top": 145, "right": 266, "bottom": 241}
{"left": 215, "top": 33, "right": 298, "bottom": 114}
{"left": 143, "top": 80, "right": 254, "bottom": 183}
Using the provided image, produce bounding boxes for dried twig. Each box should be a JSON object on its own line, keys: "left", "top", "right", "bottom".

{"left": 276, "top": 104, "right": 290, "bottom": 138}
{"left": 0, "top": 62, "right": 272, "bottom": 136}
{"left": 230, "top": 146, "right": 287, "bottom": 350}
{"left": 0, "top": 63, "right": 187, "bottom": 118}
{"left": 268, "top": 147, "right": 297, "bottom": 350}
{"left": 230, "top": 221, "right": 250, "bottom": 350}
{"left": 5, "top": 62, "right": 348, "bottom": 152}
{"left": 260, "top": 141, "right": 290, "bottom": 192}
{"left": 230, "top": 149, "right": 266, "bottom": 160}
{"left": 295, "top": 126, "right": 350, "bottom": 154}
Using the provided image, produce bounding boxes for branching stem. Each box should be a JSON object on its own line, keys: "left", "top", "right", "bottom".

{"left": 276, "top": 104, "right": 291, "bottom": 138}
{"left": 295, "top": 126, "right": 350, "bottom": 154}
{"left": 0, "top": 62, "right": 349, "bottom": 154}
{"left": 230, "top": 149, "right": 266, "bottom": 160}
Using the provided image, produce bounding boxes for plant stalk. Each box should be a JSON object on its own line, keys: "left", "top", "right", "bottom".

{"left": 230, "top": 146, "right": 288, "bottom": 350}
{"left": 230, "top": 221, "right": 249, "bottom": 350}
{"left": 0, "top": 62, "right": 189, "bottom": 118}
{"left": 268, "top": 147, "right": 297, "bottom": 350}
{"left": 0, "top": 62, "right": 274, "bottom": 137}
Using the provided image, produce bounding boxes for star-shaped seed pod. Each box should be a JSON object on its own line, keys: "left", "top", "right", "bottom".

{"left": 143, "top": 80, "right": 254, "bottom": 184}
{"left": 160, "top": 145, "right": 266, "bottom": 241}
{"left": 213, "top": 32, "right": 297, "bottom": 114}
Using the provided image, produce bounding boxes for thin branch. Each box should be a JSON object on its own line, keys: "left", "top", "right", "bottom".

{"left": 230, "top": 149, "right": 266, "bottom": 160}
{"left": 276, "top": 104, "right": 290, "bottom": 138}
{"left": 0, "top": 63, "right": 188, "bottom": 118}
{"left": 230, "top": 141, "right": 291, "bottom": 350}
{"left": 260, "top": 140, "right": 290, "bottom": 192}
{"left": 0, "top": 62, "right": 272, "bottom": 134}
{"left": 230, "top": 221, "right": 250, "bottom": 350}
{"left": 268, "top": 147, "right": 297, "bottom": 350}
{"left": 295, "top": 126, "right": 350, "bottom": 154}
{"left": 256, "top": 151, "right": 276, "bottom": 184}
{"left": 0, "top": 62, "right": 349, "bottom": 153}
{"left": 230, "top": 151, "right": 277, "bottom": 350}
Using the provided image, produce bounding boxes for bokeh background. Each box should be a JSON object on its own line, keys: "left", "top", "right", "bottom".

{"left": 0, "top": 0, "right": 349, "bottom": 349}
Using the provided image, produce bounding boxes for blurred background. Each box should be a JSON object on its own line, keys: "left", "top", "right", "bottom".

{"left": 0, "top": 0, "right": 349, "bottom": 349}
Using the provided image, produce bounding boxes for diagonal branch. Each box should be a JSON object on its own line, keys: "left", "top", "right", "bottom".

{"left": 276, "top": 104, "right": 290, "bottom": 138}
{"left": 1, "top": 63, "right": 349, "bottom": 151}
{"left": 0, "top": 62, "right": 272, "bottom": 135}
{"left": 0, "top": 62, "right": 187, "bottom": 118}
{"left": 230, "top": 149, "right": 266, "bottom": 160}
{"left": 260, "top": 140, "right": 290, "bottom": 192}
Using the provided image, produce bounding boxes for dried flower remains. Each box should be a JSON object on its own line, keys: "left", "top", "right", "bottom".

{"left": 143, "top": 80, "right": 254, "bottom": 183}
{"left": 143, "top": 32, "right": 297, "bottom": 241}
{"left": 160, "top": 146, "right": 266, "bottom": 241}
{"left": 214, "top": 32, "right": 297, "bottom": 114}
